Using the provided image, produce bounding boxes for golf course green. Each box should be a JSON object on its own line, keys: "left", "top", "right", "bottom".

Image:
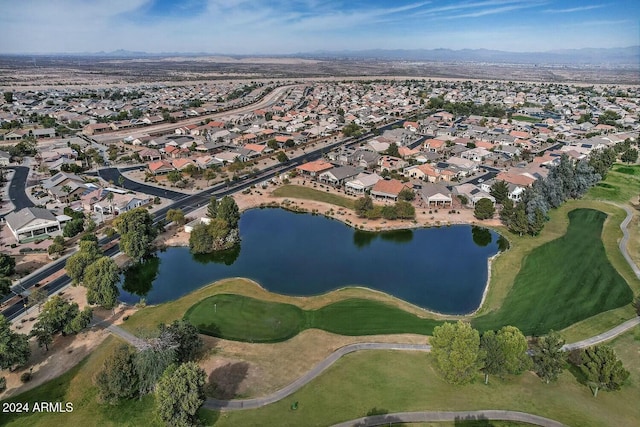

{"left": 184, "top": 294, "right": 442, "bottom": 342}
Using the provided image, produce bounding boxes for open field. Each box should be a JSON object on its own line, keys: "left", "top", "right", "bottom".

{"left": 473, "top": 208, "right": 633, "bottom": 335}
{"left": 212, "top": 327, "right": 640, "bottom": 427}
{"left": 185, "top": 294, "right": 441, "bottom": 342}
{"left": 272, "top": 185, "right": 357, "bottom": 209}
{"left": 510, "top": 115, "right": 541, "bottom": 123}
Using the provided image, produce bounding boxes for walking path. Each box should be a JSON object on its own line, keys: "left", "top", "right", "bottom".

{"left": 562, "top": 317, "right": 640, "bottom": 351}
{"left": 331, "top": 410, "right": 566, "bottom": 427}
{"left": 616, "top": 203, "right": 640, "bottom": 279}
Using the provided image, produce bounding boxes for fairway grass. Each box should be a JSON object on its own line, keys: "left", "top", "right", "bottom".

{"left": 585, "top": 164, "right": 640, "bottom": 204}
{"left": 272, "top": 184, "right": 356, "bottom": 209}
{"left": 473, "top": 209, "right": 633, "bottom": 335}
{"left": 185, "top": 294, "right": 441, "bottom": 342}
{"left": 211, "top": 327, "right": 640, "bottom": 427}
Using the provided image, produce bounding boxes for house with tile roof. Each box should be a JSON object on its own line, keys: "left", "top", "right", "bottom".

{"left": 371, "top": 179, "right": 408, "bottom": 201}
{"left": 296, "top": 160, "right": 334, "bottom": 177}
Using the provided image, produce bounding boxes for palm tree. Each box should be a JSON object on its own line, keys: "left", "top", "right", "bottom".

{"left": 106, "top": 191, "right": 114, "bottom": 214}
{"left": 60, "top": 185, "right": 72, "bottom": 205}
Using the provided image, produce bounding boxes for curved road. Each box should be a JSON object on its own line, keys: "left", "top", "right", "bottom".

{"left": 332, "top": 410, "right": 565, "bottom": 427}
{"left": 7, "top": 166, "right": 34, "bottom": 211}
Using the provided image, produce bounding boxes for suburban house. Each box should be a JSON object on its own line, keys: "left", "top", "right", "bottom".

{"left": 138, "top": 148, "right": 162, "bottom": 162}
{"left": 5, "top": 207, "right": 69, "bottom": 242}
{"left": 418, "top": 183, "right": 453, "bottom": 207}
{"left": 345, "top": 172, "right": 382, "bottom": 194}
{"left": 194, "top": 155, "right": 223, "bottom": 169}
{"left": 378, "top": 155, "right": 407, "bottom": 173}
{"left": 318, "top": 165, "right": 362, "bottom": 187}
{"left": 453, "top": 183, "right": 496, "bottom": 207}
{"left": 296, "top": 160, "right": 334, "bottom": 178}
{"left": 148, "top": 160, "right": 175, "bottom": 175}
{"left": 371, "top": 179, "right": 408, "bottom": 201}
{"left": 93, "top": 192, "right": 151, "bottom": 215}
{"left": 42, "top": 171, "right": 88, "bottom": 202}
{"left": 405, "top": 164, "right": 443, "bottom": 183}
{"left": 82, "top": 123, "right": 111, "bottom": 135}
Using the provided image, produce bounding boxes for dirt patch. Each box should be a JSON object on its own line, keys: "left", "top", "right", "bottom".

{"left": 2, "top": 286, "right": 137, "bottom": 399}
{"left": 13, "top": 253, "right": 51, "bottom": 276}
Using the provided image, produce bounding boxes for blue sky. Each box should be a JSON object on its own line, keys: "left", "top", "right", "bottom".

{"left": 0, "top": 0, "right": 637, "bottom": 54}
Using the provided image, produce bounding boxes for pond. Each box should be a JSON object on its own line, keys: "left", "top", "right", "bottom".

{"left": 119, "top": 208, "right": 506, "bottom": 314}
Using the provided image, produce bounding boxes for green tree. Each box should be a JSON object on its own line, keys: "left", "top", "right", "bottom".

{"left": 60, "top": 185, "right": 72, "bottom": 205}
{"left": 94, "top": 344, "right": 139, "bottom": 404}
{"left": 394, "top": 200, "right": 415, "bottom": 219}
{"left": 580, "top": 345, "right": 630, "bottom": 397}
{"left": 509, "top": 202, "right": 529, "bottom": 236}
{"left": 531, "top": 330, "right": 565, "bottom": 384}
{"left": 83, "top": 256, "right": 120, "bottom": 310}
{"left": 114, "top": 208, "right": 158, "bottom": 261}
{"left": 398, "top": 187, "right": 415, "bottom": 201}
{"left": 474, "top": 198, "right": 495, "bottom": 220}
{"left": 3, "top": 92, "right": 13, "bottom": 103}
{"left": 155, "top": 362, "right": 206, "bottom": 427}
{"left": 0, "top": 314, "right": 30, "bottom": 369}
{"left": 0, "top": 254, "right": 16, "bottom": 277}
{"left": 203, "top": 169, "right": 217, "bottom": 186}
{"left": 267, "top": 139, "right": 279, "bottom": 150}
{"left": 166, "top": 209, "right": 186, "bottom": 226}
{"left": 621, "top": 148, "right": 638, "bottom": 164}
{"left": 490, "top": 181, "right": 510, "bottom": 204}
{"left": 528, "top": 208, "right": 546, "bottom": 236}
{"left": 217, "top": 196, "right": 240, "bottom": 229}
{"left": 0, "top": 276, "right": 10, "bottom": 297}
{"left": 136, "top": 347, "right": 176, "bottom": 396}
{"left": 355, "top": 195, "right": 374, "bottom": 217}
{"left": 188, "top": 219, "right": 232, "bottom": 254}
{"left": 158, "top": 320, "right": 204, "bottom": 363}
{"left": 276, "top": 151, "right": 289, "bottom": 163}
{"left": 206, "top": 197, "right": 218, "bottom": 219}
{"left": 64, "top": 307, "right": 93, "bottom": 335}
{"left": 495, "top": 325, "right": 531, "bottom": 375}
{"left": 31, "top": 321, "right": 54, "bottom": 351}
{"left": 385, "top": 143, "right": 400, "bottom": 158}
{"left": 33, "top": 295, "right": 79, "bottom": 335}
{"left": 28, "top": 288, "right": 48, "bottom": 312}
{"left": 431, "top": 321, "right": 482, "bottom": 385}
{"left": 480, "top": 330, "right": 502, "bottom": 384}
{"left": 166, "top": 170, "right": 183, "bottom": 186}
{"left": 63, "top": 218, "right": 84, "bottom": 237}
{"left": 65, "top": 240, "right": 102, "bottom": 285}
{"left": 342, "top": 122, "right": 363, "bottom": 137}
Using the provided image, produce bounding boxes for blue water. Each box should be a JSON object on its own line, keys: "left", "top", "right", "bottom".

{"left": 119, "top": 208, "right": 503, "bottom": 314}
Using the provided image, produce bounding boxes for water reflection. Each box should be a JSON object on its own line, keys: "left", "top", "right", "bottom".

{"left": 122, "top": 255, "right": 160, "bottom": 297}
{"left": 193, "top": 244, "right": 241, "bottom": 266}
{"left": 471, "top": 226, "right": 492, "bottom": 247}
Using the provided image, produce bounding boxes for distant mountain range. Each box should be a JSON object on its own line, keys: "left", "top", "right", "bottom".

{"left": 299, "top": 46, "right": 640, "bottom": 65}
{"left": 8, "top": 46, "right": 639, "bottom": 66}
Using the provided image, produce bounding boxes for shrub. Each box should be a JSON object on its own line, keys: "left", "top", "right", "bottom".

{"left": 0, "top": 376, "right": 6, "bottom": 392}
{"left": 20, "top": 372, "right": 32, "bottom": 383}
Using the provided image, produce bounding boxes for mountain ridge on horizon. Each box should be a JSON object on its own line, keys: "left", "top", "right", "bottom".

{"left": 3, "top": 46, "right": 638, "bottom": 66}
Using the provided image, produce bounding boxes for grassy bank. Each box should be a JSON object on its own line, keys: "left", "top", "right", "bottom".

{"left": 272, "top": 184, "right": 356, "bottom": 209}
{"left": 584, "top": 163, "right": 640, "bottom": 204}
{"left": 473, "top": 208, "right": 633, "bottom": 335}
{"left": 212, "top": 327, "right": 640, "bottom": 427}
{"left": 184, "top": 294, "right": 441, "bottom": 342}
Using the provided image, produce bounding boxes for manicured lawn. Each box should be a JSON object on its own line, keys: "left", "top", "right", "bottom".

{"left": 185, "top": 294, "right": 441, "bottom": 342}
{"left": 272, "top": 184, "right": 356, "bottom": 209}
{"left": 473, "top": 208, "right": 633, "bottom": 335}
{"left": 210, "top": 327, "right": 640, "bottom": 427}
{"left": 585, "top": 164, "right": 640, "bottom": 203}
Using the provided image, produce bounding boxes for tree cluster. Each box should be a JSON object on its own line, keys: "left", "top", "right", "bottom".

{"left": 30, "top": 296, "right": 92, "bottom": 351}
{"left": 428, "top": 97, "right": 505, "bottom": 118}
{"left": 65, "top": 241, "right": 120, "bottom": 309}
{"left": 342, "top": 122, "right": 363, "bottom": 137}
{"left": 94, "top": 320, "right": 204, "bottom": 410}
{"left": 190, "top": 196, "right": 240, "bottom": 254}
{"left": 473, "top": 198, "right": 495, "bottom": 220}
{"left": 114, "top": 208, "right": 158, "bottom": 262}
{"left": 431, "top": 322, "right": 530, "bottom": 385}
{"left": 354, "top": 195, "right": 415, "bottom": 220}
{"left": 571, "top": 345, "right": 629, "bottom": 397}
{"left": 500, "top": 154, "right": 601, "bottom": 236}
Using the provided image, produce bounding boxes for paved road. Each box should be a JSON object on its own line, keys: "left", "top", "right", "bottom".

{"left": 7, "top": 166, "right": 34, "bottom": 211}
{"left": 98, "top": 167, "right": 187, "bottom": 201}
{"left": 332, "top": 410, "right": 565, "bottom": 427}
{"left": 617, "top": 203, "right": 640, "bottom": 280}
